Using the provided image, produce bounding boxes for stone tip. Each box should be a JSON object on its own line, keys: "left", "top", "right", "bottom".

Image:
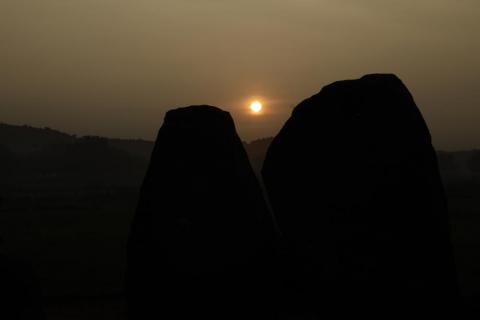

{"left": 163, "top": 105, "right": 234, "bottom": 131}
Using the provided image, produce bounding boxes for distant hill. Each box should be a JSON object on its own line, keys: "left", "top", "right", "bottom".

{"left": 108, "top": 139, "right": 155, "bottom": 160}
{"left": 243, "top": 137, "right": 274, "bottom": 172}
{"left": 0, "top": 124, "right": 154, "bottom": 189}
{"left": 0, "top": 122, "right": 272, "bottom": 164}
{"left": 1, "top": 123, "right": 479, "bottom": 188}
{"left": 0, "top": 123, "right": 154, "bottom": 160}
{"left": 0, "top": 123, "right": 76, "bottom": 154}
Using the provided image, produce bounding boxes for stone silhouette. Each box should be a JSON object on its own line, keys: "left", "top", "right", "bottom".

{"left": 262, "top": 74, "right": 458, "bottom": 314}
{"left": 127, "top": 106, "right": 280, "bottom": 319}
{"left": 0, "top": 196, "right": 45, "bottom": 320}
{"left": 0, "top": 237, "right": 45, "bottom": 320}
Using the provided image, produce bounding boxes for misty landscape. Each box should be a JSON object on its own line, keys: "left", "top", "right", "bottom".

{"left": 1, "top": 1, "right": 480, "bottom": 318}
{"left": 1, "top": 116, "right": 480, "bottom": 318}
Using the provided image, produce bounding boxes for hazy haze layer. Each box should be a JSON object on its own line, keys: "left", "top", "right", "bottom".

{"left": 1, "top": 0, "right": 479, "bottom": 149}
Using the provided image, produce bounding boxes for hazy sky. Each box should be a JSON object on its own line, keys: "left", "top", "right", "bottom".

{"left": 1, "top": 0, "right": 479, "bottom": 149}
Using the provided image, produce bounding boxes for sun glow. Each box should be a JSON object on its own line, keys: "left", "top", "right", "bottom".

{"left": 250, "top": 101, "right": 263, "bottom": 113}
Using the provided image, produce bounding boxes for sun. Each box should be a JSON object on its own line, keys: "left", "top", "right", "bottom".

{"left": 250, "top": 101, "right": 263, "bottom": 113}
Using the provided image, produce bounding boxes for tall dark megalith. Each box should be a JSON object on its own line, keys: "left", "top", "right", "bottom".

{"left": 262, "top": 74, "right": 458, "bottom": 314}
{"left": 127, "top": 106, "right": 279, "bottom": 319}
{"left": 0, "top": 244, "right": 45, "bottom": 320}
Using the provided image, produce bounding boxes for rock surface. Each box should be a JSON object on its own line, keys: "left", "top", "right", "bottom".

{"left": 0, "top": 252, "right": 45, "bottom": 320}
{"left": 262, "top": 74, "right": 458, "bottom": 314}
{"left": 127, "top": 105, "right": 279, "bottom": 319}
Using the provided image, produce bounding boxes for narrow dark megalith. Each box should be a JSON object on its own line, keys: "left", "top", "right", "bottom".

{"left": 127, "top": 106, "right": 279, "bottom": 319}
{"left": 262, "top": 74, "right": 458, "bottom": 314}
{"left": 0, "top": 238, "right": 45, "bottom": 320}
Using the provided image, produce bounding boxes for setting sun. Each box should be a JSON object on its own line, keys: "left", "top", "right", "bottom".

{"left": 250, "top": 101, "right": 263, "bottom": 113}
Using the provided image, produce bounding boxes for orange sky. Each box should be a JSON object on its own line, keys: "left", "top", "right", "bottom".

{"left": 1, "top": 0, "right": 479, "bottom": 150}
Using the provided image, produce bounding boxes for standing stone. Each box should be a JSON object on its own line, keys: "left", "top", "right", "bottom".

{"left": 127, "top": 106, "right": 279, "bottom": 319}
{"left": 0, "top": 241, "right": 45, "bottom": 320}
{"left": 262, "top": 74, "right": 458, "bottom": 315}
